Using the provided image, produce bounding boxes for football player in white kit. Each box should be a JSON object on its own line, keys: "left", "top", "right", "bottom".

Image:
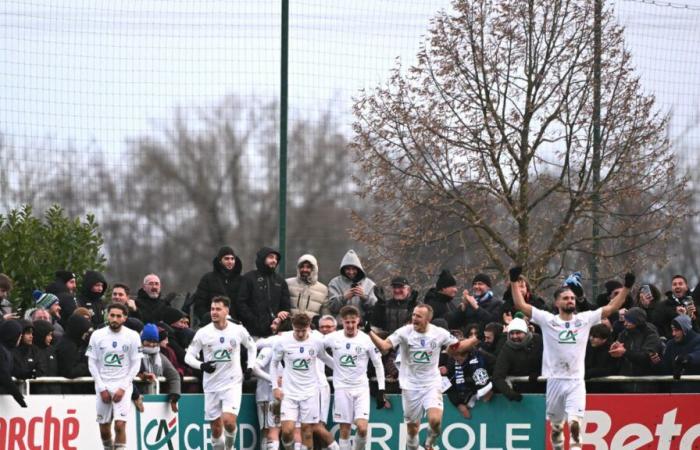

{"left": 185, "top": 296, "right": 257, "bottom": 450}
{"left": 510, "top": 266, "right": 633, "bottom": 450}
{"left": 325, "top": 305, "right": 388, "bottom": 450}
{"left": 270, "top": 313, "right": 339, "bottom": 450}
{"left": 86, "top": 302, "right": 142, "bottom": 450}
{"left": 367, "top": 303, "right": 479, "bottom": 450}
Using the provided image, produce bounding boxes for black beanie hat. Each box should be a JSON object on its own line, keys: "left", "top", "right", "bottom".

{"left": 605, "top": 280, "right": 623, "bottom": 297}
{"left": 162, "top": 306, "right": 186, "bottom": 326}
{"left": 472, "top": 273, "right": 492, "bottom": 288}
{"left": 217, "top": 246, "right": 235, "bottom": 259}
{"left": 55, "top": 270, "right": 76, "bottom": 283}
{"left": 436, "top": 270, "right": 457, "bottom": 290}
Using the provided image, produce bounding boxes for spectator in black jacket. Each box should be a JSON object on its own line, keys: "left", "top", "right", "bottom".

{"left": 136, "top": 274, "right": 169, "bottom": 324}
{"left": 0, "top": 319, "right": 27, "bottom": 407}
{"left": 446, "top": 273, "right": 504, "bottom": 331}
{"left": 655, "top": 275, "right": 699, "bottom": 339}
{"left": 76, "top": 270, "right": 108, "bottom": 327}
{"left": 32, "top": 319, "right": 60, "bottom": 394}
{"left": 191, "top": 246, "right": 243, "bottom": 326}
{"left": 493, "top": 318, "right": 542, "bottom": 402}
{"left": 55, "top": 313, "right": 92, "bottom": 392}
{"left": 46, "top": 270, "right": 79, "bottom": 328}
{"left": 585, "top": 324, "right": 618, "bottom": 380}
{"left": 502, "top": 274, "right": 547, "bottom": 312}
{"left": 371, "top": 276, "right": 419, "bottom": 334}
{"left": 662, "top": 315, "right": 700, "bottom": 380}
{"left": 423, "top": 270, "right": 460, "bottom": 323}
{"left": 609, "top": 307, "right": 663, "bottom": 392}
{"left": 235, "top": 247, "right": 290, "bottom": 337}
{"left": 11, "top": 320, "right": 37, "bottom": 380}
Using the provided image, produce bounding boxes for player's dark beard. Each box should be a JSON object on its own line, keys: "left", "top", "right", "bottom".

{"left": 562, "top": 305, "right": 576, "bottom": 314}
{"left": 109, "top": 321, "right": 122, "bottom": 331}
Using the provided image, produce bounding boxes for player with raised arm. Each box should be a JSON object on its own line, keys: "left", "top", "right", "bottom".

{"left": 270, "top": 313, "right": 339, "bottom": 450}
{"left": 366, "top": 303, "right": 479, "bottom": 450}
{"left": 87, "top": 302, "right": 142, "bottom": 450}
{"left": 325, "top": 305, "right": 388, "bottom": 450}
{"left": 509, "top": 266, "right": 634, "bottom": 450}
{"left": 184, "top": 296, "right": 257, "bottom": 450}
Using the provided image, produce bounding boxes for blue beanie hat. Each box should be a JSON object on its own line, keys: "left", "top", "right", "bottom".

{"left": 141, "top": 323, "right": 160, "bottom": 342}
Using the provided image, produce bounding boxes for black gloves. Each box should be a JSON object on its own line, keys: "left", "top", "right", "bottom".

{"left": 624, "top": 272, "right": 636, "bottom": 289}
{"left": 363, "top": 319, "right": 373, "bottom": 334}
{"left": 509, "top": 267, "right": 523, "bottom": 283}
{"left": 167, "top": 393, "right": 181, "bottom": 403}
{"left": 374, "top": 286, "right": 386, "bottom": 304}
{"left": 13, "top": 392, "right": 27, "bottom": 408}
{"left": 673, "top": 354, "right": 689, "bottom": 380}
{"left": 528, "top": 373, "right": 539, "bottom": 384}
{"left": 505, "top": 391, "right": 523, "bottom": 402}
{"left": 200, "top": 361, "right": 217, "bottom": 374}
{"left": 376, "top": 389, "right": 386, "bottom": 409}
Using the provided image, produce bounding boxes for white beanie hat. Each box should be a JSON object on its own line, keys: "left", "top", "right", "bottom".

{"left": 508, "top": 317, "right": 528, "bottom": 334}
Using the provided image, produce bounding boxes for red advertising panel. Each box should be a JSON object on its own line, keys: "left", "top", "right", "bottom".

{"left": 547, "top": 394, "right": 700, "bottom": 450}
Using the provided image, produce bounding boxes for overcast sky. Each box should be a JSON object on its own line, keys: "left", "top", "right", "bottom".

{"left": 1, "top": 0, "right": 699, "bottom": 166}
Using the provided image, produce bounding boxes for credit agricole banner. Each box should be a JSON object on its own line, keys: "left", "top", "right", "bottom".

{"left": 1, "top": 393, "right": 697, "bottom": 449}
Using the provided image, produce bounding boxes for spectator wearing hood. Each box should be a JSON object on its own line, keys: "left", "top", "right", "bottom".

{"left": 286, "top": 254, "right": 328, "bottom": 320}
{"left": 423, "top": 270, "right": 461, "bottom": 323}
{"left": 139, "top": 323, "right": 181, "bottom": 411}
{"left": 12, "top": 320, "right": 38, "bottom": 382}
{"left": 493, "top": 317, "right": 542, "bottom": 402}
{"left": 136, "top": 274, "right": 169, "bottom": 324}
{"left": 655, "top": 275, "right": 699, "bottom": 339}
{"left": 32, "top": 319, "right": 60, "bottom": 394}
{"left": 191, "top": 246, "right": 243, "bottom": 326}
{"left": 327, "top": 249, "right": 378, "bottom": 319}
{"left": 0, "top": 319, "right": 27, "bottom": 406}
{"left": 371, "top": 276, "right": 420, "bottom": 335}
{"left": 55, "top": 313, "right": 92, "bottom": 392}
{"left": 609, "top": 307, "right": 663, "bottom": 392}
{"left": 161, "top": 306, "right": 194, "bottom": 350}
{"left": 0, "top": 273, "right": 17, "bottom": 321}
{"left": 446, "top": 273, "right": 505, "bottom": 330}
{"left": 662, "top": 315, "right": 700, "bottom": 381}
{"left": 235, "top": 247, "right": 291, "bottom": 337}
{"left": 74, "top": 270, "right": 108, "bottom": 327}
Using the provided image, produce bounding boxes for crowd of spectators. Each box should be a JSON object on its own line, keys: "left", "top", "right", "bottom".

{"left": 1, "top": 246, "right": 700, "bottom": 412}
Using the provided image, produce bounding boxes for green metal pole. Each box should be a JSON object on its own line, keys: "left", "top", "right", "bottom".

{"left": 279, "top": 0, "right": 289, "bottom": 275}
{"left": 590, "top": 0, "right": 602, "bottom": 299}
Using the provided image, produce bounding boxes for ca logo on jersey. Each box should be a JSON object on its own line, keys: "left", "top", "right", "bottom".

{"left": 339, "top": 354, "right": 357, "bottom": 367}
{"left": 411, "top": 350, "right": 432, "bottom": 364}
{"left": 104, "top": 352, "right": 124, "bottom": 367}
{"left": 558, "top": 330, "right": 577, "bottom": 344}
{"left": 213, "top": 349, "right": 232, "bottom": 361}
{"left": 292, "top": 359, "right": 310, "bottom": 370}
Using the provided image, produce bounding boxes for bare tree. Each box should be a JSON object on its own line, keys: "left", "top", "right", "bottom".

{"left": 351, "top": 0, "right": 690, "bottom": 290}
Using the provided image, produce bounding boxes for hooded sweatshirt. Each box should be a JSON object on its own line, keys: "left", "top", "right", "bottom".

{"left": 75, "top": 270, "right": 108, "bottom": 327}
{"left": 616, "top": 307, "right": 663, "bottom": 376}
{"left": 0, "top": 320, "right": 26, "bottom": 405}
{"left": 55, "top": 314, "right": 92, "bottom": 380}
{"left": 326, "top": 250, "right": 377, "bottom": 317}
{"left": 32, "top": 320, "right": 60, "bottom": 394}
{"left": 662, "top": 315, "right": 700, "bottom": 375}
{"left": 235, "top": 247, "right": 291, "bottom": 337}
{"left": 286, "top": 254, "right": 328, "bottom": 319}
{"left": 192, "top": 246, "right": 244, "bottom": 324}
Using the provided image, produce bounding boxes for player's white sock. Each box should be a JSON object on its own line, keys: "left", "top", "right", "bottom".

{"left": 102, "top": 438, "right": 113, "bottom": 450}
{"left": 353, "top": 435, "right": 367, "bottom": 450}
{"left": 211, "top": 434, "right": 225, "bottom": 450}
{"left": 425, "top": 427, "right": 440, "bottom": 446}
{"left": 406, "top": 434, "right": 419, "bottom": 450}
{"left": 224, "top": 427, "right": 237, "bottom": 450}
{"left": 324, "top": 442, "right": 340, "bottom": 450}
{"left": 281, "top": 438, "right": 294, "bottom": 450}
{"left": 339, "top": 438, "right": 352, "bottom": 450}
{"left": 293, "top": 443, "right": 302, "bottom": 450}
{"left": 299, "top": 446, "right": 309, "bottom": 450}
{"left": 114, "top": 444, "right": 126, "bottom": 450}
{"left": 266, "top": 440, "right": 279, "bottom": 450}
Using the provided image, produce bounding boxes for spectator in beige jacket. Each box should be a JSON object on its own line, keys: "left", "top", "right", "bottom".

{"left": 286, "top": 254, "right": 328, "bottom": 320}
